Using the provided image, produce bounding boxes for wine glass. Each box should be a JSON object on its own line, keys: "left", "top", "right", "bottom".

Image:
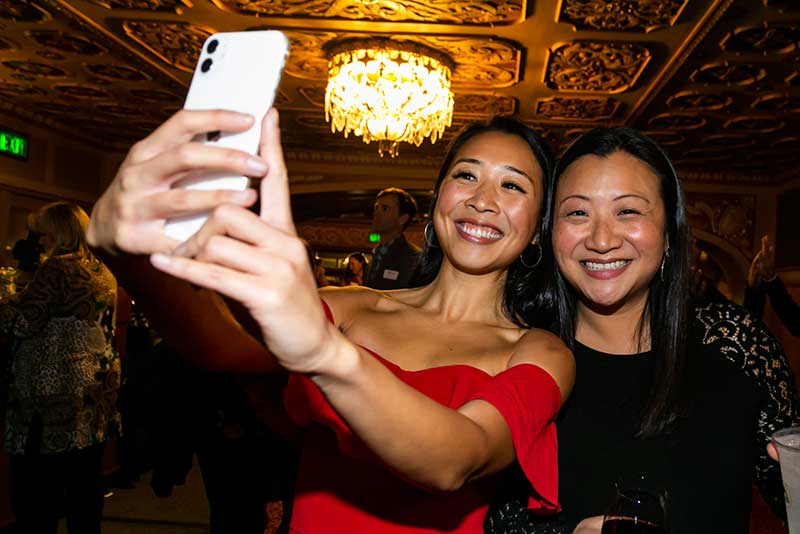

{"left": 601, "top": 475, "right": 667, "bottom": 534}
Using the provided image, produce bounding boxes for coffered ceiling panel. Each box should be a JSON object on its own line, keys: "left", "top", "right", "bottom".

{"left": 0, "top": 0, "right": 797, "bottom": 193}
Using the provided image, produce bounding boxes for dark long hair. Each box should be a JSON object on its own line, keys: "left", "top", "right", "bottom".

{"left": 546, "top": 127, "right": 692, "bottom": 436}
{"left": 412, "top": 117, "right": 554, "bottom": 329}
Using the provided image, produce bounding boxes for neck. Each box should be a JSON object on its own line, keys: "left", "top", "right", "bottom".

{"left": 379, "top": 229, "right": 402, "bottom": 246}
{"left": 412, "top": 259, "right": 510, "bottom": 326}
{"left": 575, "top": 291, "right": 651, "bottom": 355}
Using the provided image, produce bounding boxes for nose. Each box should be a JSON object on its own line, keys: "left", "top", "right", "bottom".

{"left": 585, "top": 214, "right": 622, "bottom": 253}
{"left": 466, "top": 181, "right": 499, "bottom": 213}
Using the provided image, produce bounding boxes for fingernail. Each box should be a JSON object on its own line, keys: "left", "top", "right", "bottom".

{"left": 247, "top": 157, "right": 268, "bottom": 173}
{"left": 236, "top": 113, "right": 255, "bottom": 125}
{"left": 151, "top": 253, "right": 171, "bottom": 267}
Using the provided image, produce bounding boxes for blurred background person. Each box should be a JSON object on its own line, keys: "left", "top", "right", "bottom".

{"left": 343, "top": 252, "right": 368, "bottom": 286}
{"left": 10, "top": 213, "right": 44, "bottom": 292}
{"left": 746, "top": 234, "right": 799, "bottom": 337}
{"left": 0, "top": 201, "right": 120, "bottom": 534}
{"left": 363, "top": 187, "right": 420, "bottom": 290}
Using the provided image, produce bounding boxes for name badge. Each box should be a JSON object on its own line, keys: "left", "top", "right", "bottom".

{"left": 383, "top": 269, "right": 400, "bottom": 281}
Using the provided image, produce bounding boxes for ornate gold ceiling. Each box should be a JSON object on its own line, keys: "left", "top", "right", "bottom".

{"left": 0, "top": 0, "right": 798, "bottom": 189}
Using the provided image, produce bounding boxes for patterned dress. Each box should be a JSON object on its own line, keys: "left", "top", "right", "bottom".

{"left": 1, "top": 253, "right": 121, "bottom": 455}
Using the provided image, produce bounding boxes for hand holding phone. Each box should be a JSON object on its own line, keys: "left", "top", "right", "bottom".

{"left": 163, "top": 30, "right": 289, "bottom": 242}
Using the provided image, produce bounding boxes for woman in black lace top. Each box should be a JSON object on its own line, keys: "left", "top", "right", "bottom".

{"left": 485, "top": 128, "right": 799, "bottom": 534}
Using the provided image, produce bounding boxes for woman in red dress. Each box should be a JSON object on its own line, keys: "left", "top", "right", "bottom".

{"left": 86, "top": 108, "right": 575, "bottom": 533}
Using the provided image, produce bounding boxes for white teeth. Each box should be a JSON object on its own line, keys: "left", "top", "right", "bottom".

{"left": 457, "top": 222, "right": 502, "bottom": 240}
{"left": 582, "top": 260, "right": 630, "bottom": 271}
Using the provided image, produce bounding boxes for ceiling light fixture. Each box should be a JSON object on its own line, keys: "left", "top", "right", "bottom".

{"left": 325, "top": 39, "right": 455, "bottom": 158}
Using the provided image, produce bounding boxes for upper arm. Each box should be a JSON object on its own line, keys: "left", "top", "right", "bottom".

{"left": 507, "top": 329, "right": 576, "bottom": 405}
{"left": 318, "top": 285, "right": 378, "bottom": 328}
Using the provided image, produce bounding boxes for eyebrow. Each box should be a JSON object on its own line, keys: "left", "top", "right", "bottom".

{"left": 453, "top": 158, "right": 534, "bottom": 183}
{"left": 559, "top": 193, "right": 652, "bottom": 206}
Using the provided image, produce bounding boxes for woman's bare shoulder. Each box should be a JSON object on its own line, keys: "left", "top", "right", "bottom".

{"left": 508, "top": 328, "right": 575, "bottom": 402}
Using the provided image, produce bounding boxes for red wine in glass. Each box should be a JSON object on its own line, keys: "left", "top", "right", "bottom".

{"left": 601, "top": 517, "right": 666, "bottom": 534}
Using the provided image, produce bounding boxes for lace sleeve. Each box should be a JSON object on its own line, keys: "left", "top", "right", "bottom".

{"left": 483, "top": 497, "right": 572, "bottom": 534}
{"left": 694, "top": 302, "right": 800, "bottom": 518}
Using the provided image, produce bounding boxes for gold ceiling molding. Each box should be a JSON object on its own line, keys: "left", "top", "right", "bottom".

{"left": 85, "top": 63, "right": 152, "bottom": 81}
{"left": 699, "top": 134, "right": 755, "bottom": 149}
{"left": 118, "top": 19, "right": 214, "bottom": 72}
{"left": 0, "top": 37, "right": 21, "bottom": 51}
{"left": 282, "top": 31, "right": 521, "bottom": 88}
{"left": 84, "top": 0, "right": 191, "bottom": 10}
{"left": 723, "top": 115, "right": 785, "bottom": 133}
{"left": 666, "top": 90, "right": 732, "bottom": 111}
{"left": 535, "top": 96, "right": 620, "bottom": 121}
{"left": 544, "top": 41, "right": 650, "bottom": 93}
{"left": 36, "top": 50, "right": 66, "bottom": 61}
{"left": 719, "top": 25, "right": 799, "bottom": 55}
{"left": 558, "top": 0, "right": 688, "bottom": 32}
{"left": 0, "top": 1, "right": 52, "bottom": 23}
{"left": 0, "top": 82, "right": 48, "bottom": 99}
{"left": 212, "top": 0, "right": 525, "bottom": 25}
{"left": 751, "top": 93, "right": 800, "bottom": 112}
{"left": 128, "top": 88, "right": 181, "bottom": 101}
{"left": 25, "top": 30, "right": 107, "bottom": 55}
{"left": 690, "top": 62, "right": 766, "bottom": 86}
{"left": 647, "top": 112, "right": 706, "bottom": 129}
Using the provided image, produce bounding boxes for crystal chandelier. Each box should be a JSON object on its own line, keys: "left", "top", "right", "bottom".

{"left": 325, "top": 39, "right": 455, "bottom": 158}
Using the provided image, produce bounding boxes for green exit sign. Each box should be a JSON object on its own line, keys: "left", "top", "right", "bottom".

{"left": 0, "top": 129, "right": 28, "bottom": 161}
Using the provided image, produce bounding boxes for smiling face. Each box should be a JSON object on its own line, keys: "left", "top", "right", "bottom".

{"left": 552, "top": 151, "right": 668, "bottom": 312}
{"left": 433, "top": 131, "right": 544, "bottom": 275}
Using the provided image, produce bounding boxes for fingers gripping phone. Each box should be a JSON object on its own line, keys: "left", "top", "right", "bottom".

{"left": 163, "top": 30, "right": 289, "bottom": 242}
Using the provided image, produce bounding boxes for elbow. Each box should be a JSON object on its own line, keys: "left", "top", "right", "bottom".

{"left": 417, "top": 461, "right": 480, "bottom": 494}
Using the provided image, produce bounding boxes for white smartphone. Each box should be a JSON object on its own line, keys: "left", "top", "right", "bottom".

{"left": 163, "top": 30, "right": 290, "bottom": 242}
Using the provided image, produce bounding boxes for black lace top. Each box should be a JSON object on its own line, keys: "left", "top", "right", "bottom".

{"left": 485, "top": 301, "right": 799, "bottom": 534}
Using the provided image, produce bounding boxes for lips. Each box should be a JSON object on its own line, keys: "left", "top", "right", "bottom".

{"left": 455, "top": 220, "right": 503, "bottom": 243}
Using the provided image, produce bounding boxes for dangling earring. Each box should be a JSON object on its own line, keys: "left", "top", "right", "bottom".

{"left": 660, "top": 250, "right": 669, "bottom": 282}
{"left": 519, "top": 242, "right": 542, "bottom": 269}
{"left": 423, "top": 221, "right": 439, "bottom": 248}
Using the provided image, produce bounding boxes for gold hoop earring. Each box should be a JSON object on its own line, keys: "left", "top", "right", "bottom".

{"left": 520, "top": 243, "right": 542, "bottom": 269}
{"left": 424, "top": 221, "right": 439, "bottom": 249}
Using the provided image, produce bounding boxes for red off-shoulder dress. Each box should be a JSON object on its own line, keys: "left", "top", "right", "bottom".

{"left": 283, "top": 302, "right": 561, "bottom": 533}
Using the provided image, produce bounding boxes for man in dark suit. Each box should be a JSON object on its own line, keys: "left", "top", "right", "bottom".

{"left": 364, "top": 187, "right": 420, "bottom": 290}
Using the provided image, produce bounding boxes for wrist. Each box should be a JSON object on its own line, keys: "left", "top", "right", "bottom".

{"left": 308, "top": 326, "right": 363, "bottom": 385}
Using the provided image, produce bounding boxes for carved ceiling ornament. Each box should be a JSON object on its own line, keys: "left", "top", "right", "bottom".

{"left": 36, "top": 50, "right": 66, "bottom": 61}
{"left": 690, "top": 62, "right": 766, "bottom": 86}
{"left": 685, "top": 194, "right": 755, "bottom": 253}
{"left": 25, "top": 30, "right": 106, "bottom": 55}
{"left": 642, "top": 130, "right": 684, "bottom": 146}
{"left": 666, "top": 90, "right": 733, "bottom": 111}
{"left": 535, "top": 96, "right": 620, "bottom": 120}
{"left": 545, "top": 41, "right": 650, "bottom": 93}
{"left": 54, "top": 84, "right": 112, "bottom": 99}
{"left": 1, "top": 60, "right": 66, "bottom": 77}
{"left": 85, "top": 63, "right": 151, "bottom": 81}
{"left": 752, "top": 93, "right": 800, "bottom": 113}
{"left": 213, "top": 0, "right": 525, "bottom": 25}
{"left": 559, "top": 0, "right": 688, "bottom": 32}
{"left": 700, "top": 134, "right": 755, "bottom": 149}
{"left": 120, "top": 20, "right": 214, "bottom": 72}
{"left": 0, "top": 36, "right": 19, "bottom": 51}
{"left": 723, "top": 115, "right": 785, "bottom": 133}
{"left": 281, "top": 31, "right": 521, "bottom": 88}
{"left": 84, "top": 0, "right": 191, "bottom": 10}
{"left": 454, "top": 94, "right": 516, "bottom": 117}
{"left": 720, "top": 25, "right": 800, "bottom": 55}
{"left": 129, "top": 88, "right": 181, "bottom": 102}
{"left": 0, "top": 81, "right": 48, "bottom": 99}
{"left": 0, "top": 1, "right": 51, "bottom": 23}
{"left": 647, "top": 112, "right": 706, "bottom": 129}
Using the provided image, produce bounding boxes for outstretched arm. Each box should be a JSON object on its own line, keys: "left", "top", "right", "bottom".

{"left": 151, "top": 109, "right": 575, "bottom": 492}
{"left": 87, "top": 109, "right": 280, "bottom": 374}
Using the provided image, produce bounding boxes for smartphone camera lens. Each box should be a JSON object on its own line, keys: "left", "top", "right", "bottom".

{"left": 201, "top": 58, "right": 213, "bottom": 73}
{"left": 207, "top": 39, "right": 219, "bottom": 54}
